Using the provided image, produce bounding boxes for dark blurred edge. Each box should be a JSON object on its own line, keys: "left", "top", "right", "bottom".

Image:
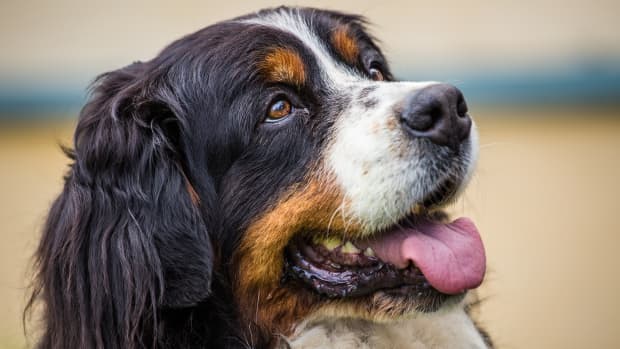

{"left": 1, "top": 65, "right": 619, "bottom": 122}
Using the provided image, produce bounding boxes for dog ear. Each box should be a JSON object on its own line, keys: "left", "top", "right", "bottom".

{"left": 28, "top": 62, "right": 214, "bottom": 348}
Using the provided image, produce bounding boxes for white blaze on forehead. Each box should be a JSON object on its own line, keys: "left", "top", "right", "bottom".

{"left": 242, "top": 8, "right": 360, "bottom": 86}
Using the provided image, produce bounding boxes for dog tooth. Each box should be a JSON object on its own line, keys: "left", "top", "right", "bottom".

{"left": 363, "top": 247, "right": 375, "bottom": 257}
{"left": 321, "top": 237, "right": 343, "bottom": 251}
{"left": 312, "top": 235, "right": 343, "bottom": 250}
{"left": 341, "top": 241, "right": 360, "bottom": 254}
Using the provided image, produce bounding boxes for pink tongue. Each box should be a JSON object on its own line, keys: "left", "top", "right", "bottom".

{"left": 366, "top": 217, "right": 486, "bottom": 295}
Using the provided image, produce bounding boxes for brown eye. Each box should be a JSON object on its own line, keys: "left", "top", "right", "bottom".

{"left": 369, "top": 67, "right": 384, "bottom": 81}
{"left": 266, "top": 99, "right": 292, "bottom": 122}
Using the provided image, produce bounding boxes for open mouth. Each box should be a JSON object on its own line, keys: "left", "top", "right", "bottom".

{"left": 283, "top": 189, "right": 486, "bottom": 307}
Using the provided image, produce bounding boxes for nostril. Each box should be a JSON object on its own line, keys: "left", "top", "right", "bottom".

{"left": 429, "top": 102, "right": 443, "bottom": 122}
{"left": 402, "top": 96, "right": 442, "bottom": 132}
{"left": 402, "top": 112, "right": 434, "bottom": 132}
{"left": 456, "top": 92, "right": 468, "bottom": 118}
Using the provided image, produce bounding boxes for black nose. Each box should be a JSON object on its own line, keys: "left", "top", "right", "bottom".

{"left": 399, "top": 84, "right": 471, "bottom": 150}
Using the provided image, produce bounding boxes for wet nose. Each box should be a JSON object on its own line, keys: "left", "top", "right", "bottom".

{"left": 399, "top": 84, "right": 471, "bottom": 150}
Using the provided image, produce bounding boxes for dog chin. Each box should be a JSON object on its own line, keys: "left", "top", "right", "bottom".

{"left": 306, "top": 289, "right": 467, "bottom": 325}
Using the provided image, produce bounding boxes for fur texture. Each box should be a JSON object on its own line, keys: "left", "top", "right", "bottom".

{"left": 27, "top": 7, "right": 491, "bottom": 349}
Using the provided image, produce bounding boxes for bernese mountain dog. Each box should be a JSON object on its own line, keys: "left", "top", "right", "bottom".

{"left": 28, "top": 6, "right": 492, "bottom": 349}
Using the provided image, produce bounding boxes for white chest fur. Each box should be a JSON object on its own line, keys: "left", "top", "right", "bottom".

{"left": 283, "top": 307, "right": 488, "bottom": 349}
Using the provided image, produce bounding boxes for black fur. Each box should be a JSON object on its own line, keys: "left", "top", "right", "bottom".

{"left": 27, "top": 8, "right": 337, "bottom": 349}
{"left": 26, "top": 7, "right": 413, "bottom": 349}
{"left": 27, "top": 59, "right": 218, "bottom": 348}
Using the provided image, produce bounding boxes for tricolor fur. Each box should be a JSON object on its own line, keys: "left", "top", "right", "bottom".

{"left": 27, "top": 6, "right": 492, "bottom": 349}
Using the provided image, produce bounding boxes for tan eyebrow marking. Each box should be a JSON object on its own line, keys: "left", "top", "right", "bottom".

{"left": 259, "top": 47, "right": 306, "bottom": 87}
{"left": 331, "top": 26, "right": 359, "bottom": 65}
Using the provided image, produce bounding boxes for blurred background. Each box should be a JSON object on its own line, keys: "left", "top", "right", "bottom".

{"left": 1, "top": 1, "right": 619, "bottom": 348}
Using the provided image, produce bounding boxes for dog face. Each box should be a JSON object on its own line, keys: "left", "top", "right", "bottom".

{"left": 209, "top": 8, "right": 483, "bottom": 343}
{"left": 31, "top": 6, "right": 485, "bottom": 349}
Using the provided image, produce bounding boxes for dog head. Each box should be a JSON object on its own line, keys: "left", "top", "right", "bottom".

{"left": 226, "top": 8, "right": 484, "bottom": 344}
{"left": 31, "top": 6, "right": 485, "bottom": 348}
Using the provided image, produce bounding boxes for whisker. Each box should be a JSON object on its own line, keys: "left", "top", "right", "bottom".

{"left": 478, "top": 141, "right": 512, "bottom": 149}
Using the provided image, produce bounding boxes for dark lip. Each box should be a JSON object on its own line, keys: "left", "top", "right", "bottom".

{"left": 283, "top": 239, "right": 433, "bottom": 299}
{"left": 281, "top": 181, "right": 465, "bottom": 307}
{"left": 281, "top": 218, "right": 458, "bottom": 307}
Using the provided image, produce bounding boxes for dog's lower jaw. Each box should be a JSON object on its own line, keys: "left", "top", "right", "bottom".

{"left": 279, "top": 299, "right": 490, "bottom": 349}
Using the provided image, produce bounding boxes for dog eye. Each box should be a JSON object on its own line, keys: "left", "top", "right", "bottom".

{"left": 369, "top": 66, "right": 384, "bottom": 81}
{"left": 266, "top": 99, "right": 293, "bottom": 122}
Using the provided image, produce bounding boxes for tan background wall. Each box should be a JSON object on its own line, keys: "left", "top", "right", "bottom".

{"left": 1, "top": 1, "right": 619, "bottom": 348}
{"left": 2, "top": 0, "right": 619, "bottom": 82}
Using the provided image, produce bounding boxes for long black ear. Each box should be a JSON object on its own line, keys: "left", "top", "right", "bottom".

{"left": 28, "top": 62, "right": 213, "bottom": 348}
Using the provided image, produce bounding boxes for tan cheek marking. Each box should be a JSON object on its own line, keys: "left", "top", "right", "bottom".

{"left": 331, "top": 26, "right": 359, "bottom": 65}
{"left": 259, "top": 48, "right": 306, "bottom": 87}
{"left": 232, "top": 176, "right": 362, "bottom": 341}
